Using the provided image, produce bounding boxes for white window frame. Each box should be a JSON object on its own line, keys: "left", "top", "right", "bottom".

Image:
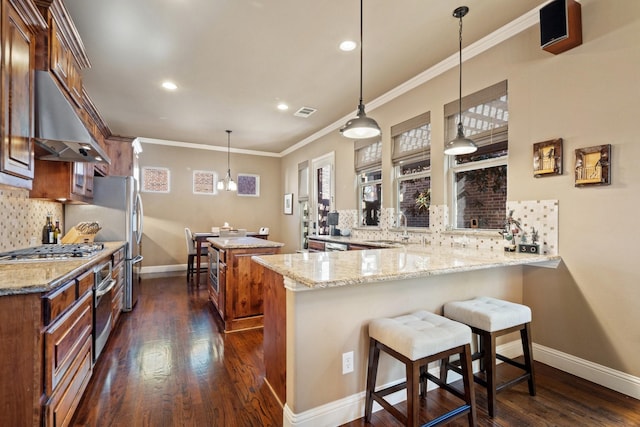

{"left": 447, "top": 155, "right": 507, "bottom": 230}
{"left": 391, "top": 112, "right": 431, "bottom": 229}
{"left": 445, "top": 81, "right": 508, "bottom": 231}
{"left": 358, "top": 167, "right": 383, "bottom": 227}
{"left": 395, "top": 162, "right": 431, "bottom": 229}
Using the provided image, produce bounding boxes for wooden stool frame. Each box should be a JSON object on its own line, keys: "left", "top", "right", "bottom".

{"left": 365, "top": 337, "right": 477, "bottom": 427}
{"left": 440, "top": 322, "right": 536, "bottom": 417}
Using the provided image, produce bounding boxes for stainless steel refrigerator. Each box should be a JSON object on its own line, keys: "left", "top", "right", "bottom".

{"left": 65, "top": 175, "right": 144, "bottom": 311}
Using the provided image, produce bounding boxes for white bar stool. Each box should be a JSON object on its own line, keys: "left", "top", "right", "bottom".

{"left": 442, "top": 296, "right": 536, "bottom": 417}
{"left": 365, "top": 310, "right": 477, "bottom": 427}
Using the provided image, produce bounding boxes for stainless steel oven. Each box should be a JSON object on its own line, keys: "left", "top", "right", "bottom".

{"left": 94, "top": 260, "right": 116, "bottom": 362}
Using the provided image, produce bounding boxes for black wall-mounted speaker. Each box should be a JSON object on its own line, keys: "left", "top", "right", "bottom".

{"left": 539, "top": 0, "right": 582, "bottom": 54}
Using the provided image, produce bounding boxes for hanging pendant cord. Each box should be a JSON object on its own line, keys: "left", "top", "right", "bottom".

{"left": 226, "top": 130, "right": 231, "bottom": 176}
{"left": 359, "top": 0, "right": 364, "bottom": 106}
{"left": 458, "top": 13, "right": 463, "bottom": 123}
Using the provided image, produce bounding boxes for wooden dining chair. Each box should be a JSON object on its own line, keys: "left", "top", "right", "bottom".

{"left": 184, "top": 227, "right": 207, "bottom": 286}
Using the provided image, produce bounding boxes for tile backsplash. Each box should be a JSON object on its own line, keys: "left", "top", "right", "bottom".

{"left": 334, "top": 200, "right": 559, "bottom": 255}
{"left": 0, "top": 187, "right": 63, "bottom": 251}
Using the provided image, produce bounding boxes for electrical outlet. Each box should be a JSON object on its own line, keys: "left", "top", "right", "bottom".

{"left": 30, "top": 236, "right": 37, "bottom": 246}
{"left": 342, "top": 351, "right": 354, "bottom": 374}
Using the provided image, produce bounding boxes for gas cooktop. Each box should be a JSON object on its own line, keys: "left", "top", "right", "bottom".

{"left": 0, "top": 243, "right": 105, "bottom": 262}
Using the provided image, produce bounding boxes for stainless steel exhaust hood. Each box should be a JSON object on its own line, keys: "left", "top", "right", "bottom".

{"left": 34, "top": 71, "right": 111, "bottom": 164}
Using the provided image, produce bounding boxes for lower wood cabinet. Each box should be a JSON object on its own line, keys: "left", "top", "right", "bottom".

{"left": 208, "top": 245, "right": 281, "bottom": 332}
{"left": 43, "top": 287, "right": 93, "bottom": 427}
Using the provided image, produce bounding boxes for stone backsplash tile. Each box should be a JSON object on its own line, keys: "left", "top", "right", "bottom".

{"left": 0, "top": 188, "right": 63, "bottom": 252}
{"left": 333, "top": 200, "right": 559, "bottom": 255}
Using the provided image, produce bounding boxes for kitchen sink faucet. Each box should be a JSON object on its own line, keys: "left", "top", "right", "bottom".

{"left": 397, "top": 212, "right": 409, "bottom": 242}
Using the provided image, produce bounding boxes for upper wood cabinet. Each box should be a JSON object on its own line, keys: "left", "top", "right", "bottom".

{"left": 0, "top": 0, "right": 46, "bottom": 189}
{"left": 31, "top": 158, "right": 93, "bottom": 203}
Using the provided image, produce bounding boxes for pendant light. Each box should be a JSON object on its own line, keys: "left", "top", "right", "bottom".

{"left": 217, "top": 130, "right": 237, "bottom": 192}
{"left": 340, "top": 0, "right": 381, "bottom": 139}
{"left": 444, "top": 6, "right": 478, "bottom": 156}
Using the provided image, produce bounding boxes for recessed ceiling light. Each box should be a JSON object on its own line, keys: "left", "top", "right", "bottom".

{"left": 162, "top": 81, "right": 178, "bottom": 90}
{"left": 339, "top": 40, "right": 357, "bottom": 51}
{"left": 277, "top": 103, "right": 289, "bottom": 111}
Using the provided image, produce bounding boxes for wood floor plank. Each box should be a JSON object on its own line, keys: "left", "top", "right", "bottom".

{"left": 71, "top": 273, "right": 639, "bottom": 426}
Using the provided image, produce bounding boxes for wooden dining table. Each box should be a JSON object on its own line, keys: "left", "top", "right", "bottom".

{"left": 191, "top": 231, "right": 268, "bottom": 285}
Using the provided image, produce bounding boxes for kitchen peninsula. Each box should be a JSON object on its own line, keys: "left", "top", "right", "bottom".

{"left": 207, "top": 236, "right": 283, "bottom": 332}
{"left": 252, "top": 245, "right": 560, "bottom": 425}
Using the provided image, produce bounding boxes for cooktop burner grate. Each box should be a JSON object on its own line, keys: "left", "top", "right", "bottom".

{"left": 0, "top": 243, "right": 105, "bottom": 262}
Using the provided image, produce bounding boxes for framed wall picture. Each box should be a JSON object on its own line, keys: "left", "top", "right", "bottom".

{"left": 575, "top": 144, "right": 611, "bottom": 187}
{"left": 237, "top": 173, "right": 260, "bottom": 197}
{"left": 193, "top": 170, "right": 216, "bottom": 195}
{"left": 533, "top": 138, "right": 562, "bottom": 177}
{"left": 141, "top": 167, "right": 170, "bottom": 193}
{"left": 284, "top": 193, "right": 293, "bottom": 215}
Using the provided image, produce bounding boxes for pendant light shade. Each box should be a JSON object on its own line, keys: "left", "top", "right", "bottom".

{"left": 444, "top": 6, "right": 478, "bottom": 156}
{"left": 340, "top": 0, "right": 380, "bottom": 139}
{"left": 217, "top": 130, "right": 237, "bottom": 192}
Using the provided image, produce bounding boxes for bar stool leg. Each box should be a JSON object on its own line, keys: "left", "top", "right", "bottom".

{"left": 459, "top": 343, "right": 478, "bottom": 426}
{"left": 484, "top": 331, "right": 497, "bottom": 418}
{"left": 364, "top": 338, "right": 380, "bottom": 422}
{"left": 521, "top": 323, "right": 536, "bottom": 396}
{"left": 407, "top": 361, "right": 420, "bottom": 427}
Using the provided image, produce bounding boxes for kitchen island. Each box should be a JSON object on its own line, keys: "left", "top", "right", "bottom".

{"left": 251, "top": 244, "right": 560, "bottom": 426}
{"left": 207, "top": 236, "right": 284, "bottom": 332}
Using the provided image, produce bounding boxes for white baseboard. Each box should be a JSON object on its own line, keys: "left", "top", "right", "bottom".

{"left": 283, "top": 340, "right": 640, "bottom": 426}
{"left": 140, "top": 264, "right": 185, "bottom": 275}
{"left": 533, "top": 343, "right": 640, "bottom": 400}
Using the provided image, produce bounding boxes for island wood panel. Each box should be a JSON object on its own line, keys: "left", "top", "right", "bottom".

{"left": 261, "top": 265, "right": 286, "bottom": 405}
{"left": 211, "top": 245, "right": 281, "bottom": 332}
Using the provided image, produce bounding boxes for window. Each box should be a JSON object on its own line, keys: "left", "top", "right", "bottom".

{"left": 312, "top": 152, "right": 335, "bottom": 235}
{"left": 392, "top": 112, "right": 431, "bottom": 228}
{"left": 446, "top": 81, "right": 508, "bottom": 230}
{"left": 355, "top": 139, "right": 382, "bottom": 226}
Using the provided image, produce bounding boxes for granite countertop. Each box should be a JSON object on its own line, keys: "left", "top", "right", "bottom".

{"left": 307, "top": 234, "right": 405, "bottom": 248}
{"left": 252, "top": 244, "right": 561, "bottom": 291}
{"left": 207, "top": 236, "right": 284, "bottom": 250}
{"left": 0, "top": 241, "right": 126, "bottom": 296}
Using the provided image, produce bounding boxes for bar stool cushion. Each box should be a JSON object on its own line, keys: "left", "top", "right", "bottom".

{"left": 444, "top": 296, "right": 531, "bottom": 332}
{"left": 369, "top": 310, "right": 471, "bottom": 361}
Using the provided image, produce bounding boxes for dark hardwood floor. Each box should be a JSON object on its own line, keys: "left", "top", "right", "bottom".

{"left": 72, "top": 273, "right": 640, "bottom": 426}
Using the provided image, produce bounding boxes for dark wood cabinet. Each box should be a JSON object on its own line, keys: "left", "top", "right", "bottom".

{"left": 31, "top": 159, "right": 93, "bottom": 203}
{"left": 208, "top": 244, "right": 281, "bottom": 332}
{"left": 307, "top": 239, "right": 325, "bottom": 252}
{"left": 0, "top": 0, "right": 44, "bottom": 189}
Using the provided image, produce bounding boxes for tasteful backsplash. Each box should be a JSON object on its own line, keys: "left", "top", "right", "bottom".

{"left": 334, "top": 200, "right": 559, "bottom": 255}
{"left": 0, "top": 187, "right": 63, "bottom": 252}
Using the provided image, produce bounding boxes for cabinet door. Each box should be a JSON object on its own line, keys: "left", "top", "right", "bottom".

{"left": 1, "top": 2, "right": 35, "bottom": 183}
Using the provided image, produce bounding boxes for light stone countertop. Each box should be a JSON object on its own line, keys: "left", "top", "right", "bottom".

{"left": 0, "top": 242, "right": 126, "bottom": 296}
{"left": 251, "top": 244, "right": 561, "bottom": 291}
{"left": 207, "top": 236, "right": 284, "bottom": 250}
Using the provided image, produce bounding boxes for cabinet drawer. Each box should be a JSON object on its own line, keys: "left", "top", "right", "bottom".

{"left": 307, "top": 240, "right": 325, "bottom": 252}
{"left": 43, "top": 280, "right": 76, "bottom": 326}
{"left": 44, "top": 337, "right": 92, "bottom": 427}
{"left": 112, "top": 246, "right": 125, "bottom": 267}
{"left": 77, "top": 269, "right": 93, "bottom": 298}
{"left": 44, "top": 291, "right": 92, "bottom": 395}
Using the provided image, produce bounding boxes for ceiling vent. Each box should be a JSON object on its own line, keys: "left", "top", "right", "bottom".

{"left": 294, "top": 107, "right": 317, "bottom": 118}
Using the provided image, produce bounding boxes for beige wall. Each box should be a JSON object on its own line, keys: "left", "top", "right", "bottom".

{"left": 281, "top": 0, "right": 640, "bottom": 382}
{"left": 138, "top": 142, "right": 282, "bottom": 268}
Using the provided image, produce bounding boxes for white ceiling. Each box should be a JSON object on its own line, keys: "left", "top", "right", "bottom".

{"left": 64, "top": 0, "right": 546, "bottom": 154}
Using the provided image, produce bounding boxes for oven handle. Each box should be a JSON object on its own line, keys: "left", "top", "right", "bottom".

{"left": 96, "top": 278, "right": 117, "bottom": 298}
